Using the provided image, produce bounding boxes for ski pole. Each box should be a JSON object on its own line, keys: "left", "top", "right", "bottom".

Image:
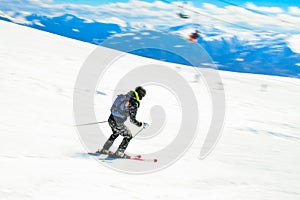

{"left": 132, "top": 127, "right": 145, "bottom": 138}
{"left": 74, "top": 121, "right": 108, "bottom": 126}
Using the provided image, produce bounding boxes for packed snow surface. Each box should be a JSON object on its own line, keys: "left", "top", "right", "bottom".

{"left": 0, "top": 20, "right": 300, "bottom": 200}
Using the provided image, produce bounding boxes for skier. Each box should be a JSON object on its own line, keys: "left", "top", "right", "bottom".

{"left": 97, "top": 86, "right": 149, "bottom": 158}
{"left": 188, "top": 30, "right": 200, "bottom": 43}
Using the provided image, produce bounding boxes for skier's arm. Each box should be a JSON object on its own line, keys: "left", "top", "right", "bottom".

{"left": 128, "top": 101, "right": 142, "bottom": 127}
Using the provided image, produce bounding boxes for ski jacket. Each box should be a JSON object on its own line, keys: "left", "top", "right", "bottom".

{"left": 190, "top": 33, "right": 199, "bottom": 40}
{"left": 110, "top": 91, "right": 142, "bottom": 127}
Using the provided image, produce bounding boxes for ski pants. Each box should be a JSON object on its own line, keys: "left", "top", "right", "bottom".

{"left": 102, "top": 115, "right": 132, "bottom": 153}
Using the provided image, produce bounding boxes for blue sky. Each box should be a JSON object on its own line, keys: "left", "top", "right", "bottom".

{"left": 52, "top": 0, "right": 300, "bottom": 8}
{"left": 1, "top": 0, "right": 298, "bottom": 35}
{"left": 53, "top": 0, "right": 130, "bottom": 5}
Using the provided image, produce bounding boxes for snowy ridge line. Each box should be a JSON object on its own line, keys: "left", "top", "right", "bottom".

{"left": 216, "top": 0, "right": 298, "bottom": 28}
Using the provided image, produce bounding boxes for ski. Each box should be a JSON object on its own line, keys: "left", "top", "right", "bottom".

{"left": 105, "top": 155, "right": 158, "bottom": 163}
{"left": 88, "top": 152, "right": 157, "bottom": 162}
{"left": 88, "top": 152, "right": 104, "bottom": 156}
{"left": 125, "top": 156, "right": 158, "bottom": 163}
{"left": 88, "top": 152, "right": 141, "bottom": 158}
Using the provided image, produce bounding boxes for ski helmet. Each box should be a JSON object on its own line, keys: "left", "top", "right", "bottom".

{"left": 135, "top": 86, "right": 146, "bottom": 100}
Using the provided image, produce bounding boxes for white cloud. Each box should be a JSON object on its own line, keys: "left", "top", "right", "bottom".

{"left": 246, "top": 2, "right": 284, "bottom": 14}
{"left": 95, "top": 17, "right": 127, "bottom": 27}
{"left": 203, "top": 3, "right": 228, "bottom": 15}
{"left": 286, "top": 34, "right": 300, "bottom": 53}
{"left": 275, "top": 13, "right": 300, "bottom": 30}
{"left": 200, "top": 3, "right": 290, "bottom": 32}
{"left": 288, "top": 6, "right": 300, "bottom": 15}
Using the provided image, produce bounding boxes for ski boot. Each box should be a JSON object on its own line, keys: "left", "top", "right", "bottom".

{"left": 95, "top": 148, "right": 113, "bottom": 155}
{"left": 110, "top": 151, "right": 131, "bottom": 159}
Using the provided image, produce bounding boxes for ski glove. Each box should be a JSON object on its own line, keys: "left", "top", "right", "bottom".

{"left": 142, "top": 122, "right": 149, "bottom": 129}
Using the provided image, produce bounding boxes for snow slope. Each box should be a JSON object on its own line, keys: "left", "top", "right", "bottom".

{"left": 1, "top": 20, "right": 300, "bottom": 199}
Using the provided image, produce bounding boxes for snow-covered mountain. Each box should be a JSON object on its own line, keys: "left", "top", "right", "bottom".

{"left": 0, "top": 11, "right": 299, "bottom": 78}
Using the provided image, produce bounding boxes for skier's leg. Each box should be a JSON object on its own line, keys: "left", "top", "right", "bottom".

{"left": 118, "top": 137, "right": 131, "bottom": 154}
{"left": 114, "top": 124, "right": 132, "bottom": 157}
{"left": 98, "top": 117, "right": 120, "bottom": 153}
{"left": 101, "top": 132, "right": 118, "bottom": 151}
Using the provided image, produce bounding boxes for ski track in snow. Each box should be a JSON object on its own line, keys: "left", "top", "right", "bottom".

{"left": 0, "top": 20, "right": 300, "bottom": 200}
